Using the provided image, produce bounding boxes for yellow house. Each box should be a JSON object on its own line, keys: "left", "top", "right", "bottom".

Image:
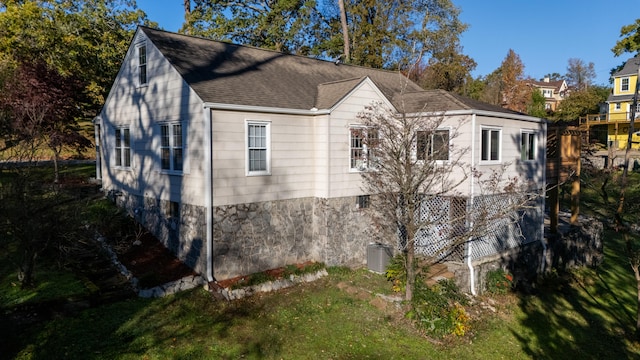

{"left": 606, "top": 55, "right": 640, "bottom": 149}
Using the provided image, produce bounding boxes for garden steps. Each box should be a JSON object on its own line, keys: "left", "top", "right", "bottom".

{"left": 425, "top": 263, "right": 455, "bottom": 287}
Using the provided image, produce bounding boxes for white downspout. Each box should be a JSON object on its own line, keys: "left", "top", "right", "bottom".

{"left": 467, "top": 113, "right": 477, "bottom": 295}
{"left": 540, "top": 122, "right": 548, "bottom": 273}
{"left": 204, "top": 106, "right": 214, "bottom": 282}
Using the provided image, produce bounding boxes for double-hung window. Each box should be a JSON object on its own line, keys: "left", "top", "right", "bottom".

{"left": 160, "top": 123, "right": 183, "bottom": 172}
{"left": 621, "top": 77, "right": 630, "bottom": 92}
{"left": 137, "top": 43, "right": 147, "bottom": 86}
{"left": 350, "top": 126, "right": 377, "bottom": 170}
{"left": 246, "top": 121, "right": 271, "bottom": 175}
{"left": 115, "top": 128, "right": 131, "bottom": 168}
{"left": 417, "top": 129, "right": 450, "bottom": 161}
{"left": 480, "top": 127, "right": 501, "bottom": 163}
{"left": 521, "top": 131, "right": 536, "bottom": 161}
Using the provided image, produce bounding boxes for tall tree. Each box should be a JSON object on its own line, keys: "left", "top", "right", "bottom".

{"left": 0, "top": 0, "right": 152, "bottom": 116}
{"left": 0, "top": 60, "right": 91, "bottom": 182}
{"left": 340, "top": 0, "right": 467, "bottom": 69}
{"left": 612, "top": 19, "right": 640, "bottom": 56}
{"left": 337, "top": 0, "right": 350, "bottom": 63}
{"left": 566, "top": 58, "right": 596, "bottom": 90}
{"left": 412, "top": 44, "right": 476, "bottom": 94}
{"left": 186, "top": 0, "right": 467, "bottom": 70}
{"left": 186, "top": 0, "right": 317, "bottom": 54}
{"left": 498, "top": 49, "right": 530, "bottom": 112}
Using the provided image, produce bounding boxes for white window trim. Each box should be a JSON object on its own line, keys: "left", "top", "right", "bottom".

{"left": 114, "top": 126, "right": 132, "bottom": 169}
{"left": 520, "top": 130, "right": 536, "bottom": 162}
{"left": 621, "top": 77, "right": 630, "bottom": 93}
{"left": 615, "top": 103, "right": 621, "bottom": 111}
{"left": 416, "top": 127, "right": 451, "bottom": 163}
{"left": 245, "top": 120, "right": 271, "bottom": 176}
{"left": 159, "top": 122, "right": 184, "bottom": 175}
{"left": 479, "top": 126, "right": 502, "bottom": 164}
{"left": 136, "top": 42, "right": 148, "bottom": 87}
{"left": 349, "top": 125, "right": 378, "bottom": 172}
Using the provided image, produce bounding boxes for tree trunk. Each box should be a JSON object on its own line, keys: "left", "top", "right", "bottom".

{"left": 184, "top": 0, "right": 190, "bottom": 17}
{"left": 405, "top": 240, "right": 414, "bottom": 301}
{"left": 337, "top": 0, "right": 350, "bottom": 63}
{"left": 405, "top": 226, "right": 415, "bottom": 301}
{"left": 52, "top": 151, "right": 60, "bottom": 184}
{"left": 632, "top": 262, "right": 640, "bottom": 340}
{"left": 19, "top": 250, "right": 37, "bottom": 289}
{"left": 184, "top": 0, "right": 191, "bottom": 34}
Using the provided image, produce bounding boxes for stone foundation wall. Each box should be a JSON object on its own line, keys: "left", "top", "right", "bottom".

{"left": 314, "top": 197, "right": 393, "bottom": 268}
{"left": 211, "top": 196, "right": 390, "bottom": 280}
{"left": 212, "top": 198, "right": 316, "bottom": 280}
{"left": 450, "top": 216, "right": 603, "bottom": 294}
{"left": 109, "top": 191, "right": 207, "bottom": 275}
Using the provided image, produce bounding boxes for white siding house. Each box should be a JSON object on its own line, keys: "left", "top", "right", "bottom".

{"left": 95, "top": 27, "right": 546, "bottom": 293}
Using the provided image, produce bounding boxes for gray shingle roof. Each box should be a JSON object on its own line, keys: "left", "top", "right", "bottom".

{"left": 140, "top": 26, "right": 527, "bottom": 116}
{"left": 613, "top": 55, "right": 640, "bottom": 77}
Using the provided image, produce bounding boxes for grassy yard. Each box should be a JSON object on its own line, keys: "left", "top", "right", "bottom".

{"left": 4, "top": 252, "right": 640, "bottom": 359}
{"left": 3, "top": 165, "right": 640, "bottom": 359}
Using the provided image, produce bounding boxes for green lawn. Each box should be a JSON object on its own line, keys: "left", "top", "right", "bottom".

{"left": 4, "top": 254, "right": 640, "bottom": 359}
{"left": 3, "top": 166, "right": 640, "bottom": 359}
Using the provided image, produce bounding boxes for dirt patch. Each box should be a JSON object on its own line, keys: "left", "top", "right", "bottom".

{"left": 216, "top": 261, "right": 319, "bottom": 289}
{"left": 113, "top": 232, "right": 197, "bottom": 289}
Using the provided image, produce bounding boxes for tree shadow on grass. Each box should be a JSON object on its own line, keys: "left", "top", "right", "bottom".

{"left": 2, "top": 289, "right": 284, "bottom": 360}
{"left": 512, "top": 254, "right": 639, "bottom": 360}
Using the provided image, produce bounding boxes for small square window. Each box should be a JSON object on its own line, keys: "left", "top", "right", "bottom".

{"left": 168, "top": 201, "right": 180, "bottom": 219}
{"left": 356, "top": 195, "right": 370, "bottom": 209}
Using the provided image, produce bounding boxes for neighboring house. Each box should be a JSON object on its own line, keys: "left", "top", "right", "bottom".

{"left": 605, "top": 55, "right": 640, "bottom": 149}
{"left": 527, "top": 77, "right": 569, "bottom": 112}
{"left": 581, "top": 55, "right": 640, "bottom": 150}
{"left": 94, "top": 26, "right": 546, "bottom": 293}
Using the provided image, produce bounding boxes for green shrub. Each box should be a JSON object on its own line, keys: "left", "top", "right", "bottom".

{"left": 409, "top": 279, "right": 470, "bottom": 337}
{"left": 485, "top": 268, "right": 513, "bottom": 295}
{"left": 385, "top": 254, "right": 407, "bottom": 293}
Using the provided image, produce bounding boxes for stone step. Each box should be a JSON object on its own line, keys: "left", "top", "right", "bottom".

{"left": 424, "top": 263, "right": 454, "bottom": 287}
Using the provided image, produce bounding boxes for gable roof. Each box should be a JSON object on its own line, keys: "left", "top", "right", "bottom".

{"left": 527, "top": 79, "right": 566, "bottom": 92}
{"left": 139, "top": 26, "right": 531, "bottom": 117}
{"left": 141, "top": 26, "right": 422, "bottom": 111}
{"left": 613, "top": 55, "right": 640, "bottom": 77}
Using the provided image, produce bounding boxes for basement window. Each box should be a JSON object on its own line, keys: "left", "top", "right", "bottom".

{"left": 356, "top": 195, "right": 370, "bottom": 209}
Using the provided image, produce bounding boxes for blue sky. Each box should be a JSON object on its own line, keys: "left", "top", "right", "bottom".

{"left": 137, "top": 0, "right": 639, "bottom": 86}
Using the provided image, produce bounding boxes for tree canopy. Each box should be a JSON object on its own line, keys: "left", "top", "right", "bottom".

{"left": 0, "top": 0, "right": 153, "bottom": 116}
{"left": 185, "top": 0, "right": 468, "bottom": 70}
{"left": 612, "top": 19, "right": 640, "bottom": 56}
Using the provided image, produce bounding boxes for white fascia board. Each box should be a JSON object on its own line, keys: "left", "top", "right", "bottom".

{"left": 203, "top": 102, "right": 331, "bottom": 115}
{"left": 405, "top": 109, "right": 547, "bottom": 124}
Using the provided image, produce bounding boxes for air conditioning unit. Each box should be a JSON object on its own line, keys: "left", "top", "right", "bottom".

{"left": 367, "top": 243, "right": 393, "bottom": 273}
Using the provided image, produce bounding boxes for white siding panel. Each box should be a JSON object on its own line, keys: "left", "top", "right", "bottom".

{"left": 326, "top": 82, "right": 387, "bottom": 198}
{"left": 212, "top": 110, "right": 317, "bottom": 206}
{"left": 99, "top": 29, "right": 208, "bottom": 207}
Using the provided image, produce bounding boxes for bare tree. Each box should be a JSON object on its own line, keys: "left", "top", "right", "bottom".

{"left": 358, "top": 100, "right": 540, "bottom": 301}
{"left": 566, "top": 58, "right": 596, "bottom": 90}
